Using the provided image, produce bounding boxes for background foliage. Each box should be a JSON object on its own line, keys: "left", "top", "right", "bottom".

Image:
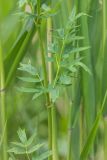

{"left": 0, "top": 0, "right": 107, "bottom": 160}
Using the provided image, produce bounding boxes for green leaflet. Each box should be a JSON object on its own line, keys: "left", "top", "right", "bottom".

{"left": 32, "top": 91, "right": 43, "bottom": 100}
{"left": 33, "top": 151, "right": 52, "bottom": 160}
{"left": 17, "top": 128, "right": 27, "bottom": 144}
{"left": 64, "top": 46, "right": 90, "bottom": 55}
{"left": 18, "top": 0, "right": 37, "bottom": 8}
{"left": 17, "top": 87, "right": 39, "bottom": 93}
{"left": 18, "top": 0, "right": 27, "bottom": 8}
{"left": 27, "top": 143, "right": 45, "bottom": 154}
{"left": 18, "top": 63, "right": 37, "bottom": 76}
{"left": 48, "top": 42, "right": 59, "bottom": 54}
{"left": 50, "top": 87, "right": 59, "bottom": 103}
{"left": 18, "top": 77, "right": 43, "bottom": 83}
{"left": 59, "top": 75, "right": 72, "bottom": 85}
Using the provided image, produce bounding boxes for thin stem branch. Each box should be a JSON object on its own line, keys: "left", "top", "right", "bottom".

{"left": 25, "top": 146, "right": 31, "bottom": 160}
{"left": 53, "top": 40, "right": 65, "bottom": 88}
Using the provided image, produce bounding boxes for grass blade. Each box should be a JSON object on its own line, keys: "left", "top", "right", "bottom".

{"left": 4, "top": 21, "right": 35, "bottom": 87}
{"left": 80, "top": 90, "right": 107, "bottom": 160}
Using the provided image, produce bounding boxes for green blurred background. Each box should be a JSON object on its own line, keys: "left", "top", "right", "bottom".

{"left": 0, "top": 0, "right": 107, "bottom": 160}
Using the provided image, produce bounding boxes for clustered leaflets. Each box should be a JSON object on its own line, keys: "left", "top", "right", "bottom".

{"left": 47, "top": 8, "right": 91, "bottom": 87}
{"left": 18, "top": 0, "right": 37, "bottom": 8}
{"left": 17, "top": 8, "right": 91, "bottom": 105}
{"left": 17, "top": 63, "right": 60, "bottom": 103}
{"left": 17, "top": 63, "right": 46, "bottom": 100}
{"left": 17, "top": 0, "right": 58, "bottom": 22}
{"left": 8, "top": 128, "right": 52, "bottom": 160}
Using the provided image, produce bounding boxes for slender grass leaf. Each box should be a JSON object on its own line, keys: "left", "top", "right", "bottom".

{"left": 4, "top": 21, "right": 35, "bottom": 87}
{"left": 80, "top": 90, "right": 107, "bottom": 160}
{"left": 4, "top": 31, "right": 28, "bottom": 76}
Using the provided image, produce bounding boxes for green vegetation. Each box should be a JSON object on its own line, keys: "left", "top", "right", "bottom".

{"left": 0, "top": 0, "right": 107, "bottom": 160}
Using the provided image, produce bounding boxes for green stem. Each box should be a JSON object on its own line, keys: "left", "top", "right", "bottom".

{"left": 67, "top": 77, "right": 81, "bottom": 160}
{"left": 104, "top": 117, "right": 107, "bottom": 160}
{"left": 52, "top": 104, "right": 59, "bottom": 160}
{"left": 0, "top": 42, "right": 7, "bottom": 160}
{"left": 25, "top": 146, "right": 31, "bottom": 160}
{"left": 47, "top": 17, "right": 59, "bottom": 160}
{"left": 67, "top": 103, "right": 73, "bottom": 160}
{"left": 102, "top": 0, "right": 106, "bottom": 49}
{"left": 80, "top": 105, "right": 84, "bottom": 152}
{"left": 38, "top": 19, "right": 52, "bottom": 160}
{"left": 37, "top": 1, "right": 52, "bottom": 160}
{"left": 103, "top": 1, "right": 107, "bottom": 159}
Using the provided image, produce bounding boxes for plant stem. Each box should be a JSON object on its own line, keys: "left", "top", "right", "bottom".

{"left": 102, "top": 0, "right": 106, "bottom": 52}
{"left": 104, "top": 117, "right": 107, "bottom": 160}
{"left": 37, "top": 1, "right": 52, "bottom": 160}
{"left": 103, "top": 1, "right": 107, "bottom": 158}
{"left": 67, "top": 76, "right": 81, "bottom": 160}
{"left": 0, "top": 42, "right": 7, "bottom": 160}
{"left": 38, "top": 18, "right": 52, "bottom": 160}
{"left": 67, "top": 102, "right": 73, "bottom": 160}
{"left": 47, "top": 17, "right": 59, "bottom": 160}
{"left": 52, "top": 104, "right": 59, "bottom": 160}
{"left": 25, "top": 146, "right": 31, "bottom": 160}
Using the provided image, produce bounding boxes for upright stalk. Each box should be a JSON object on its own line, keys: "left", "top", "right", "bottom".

{"left": 103, "top": 2, "right": 107, "bottom": 159}
{"left": 67, "top": 102, "right": 73, "bottom": 160}
{"left": 0, "top": 42, "right": 7, "bottom": 160}
{"left": 37, "top": 1, "right": 52, "bottom": 160}
{"left": 104, "top": 117, "right": 107, "bottom": 160}
{"left": 67, "top": 2, "right": 80, "bottom": 159}
{"left": 51, "top": 104, "right": 59, "bottom": 160}
{"left": 67, "top": 77, "right": 81, "bottom": 160}
{"left": 102, "top": 0, "right": 106, "bottom": 56}
{"left": 47, "top": 16, "right": 59, "bottom": 160}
